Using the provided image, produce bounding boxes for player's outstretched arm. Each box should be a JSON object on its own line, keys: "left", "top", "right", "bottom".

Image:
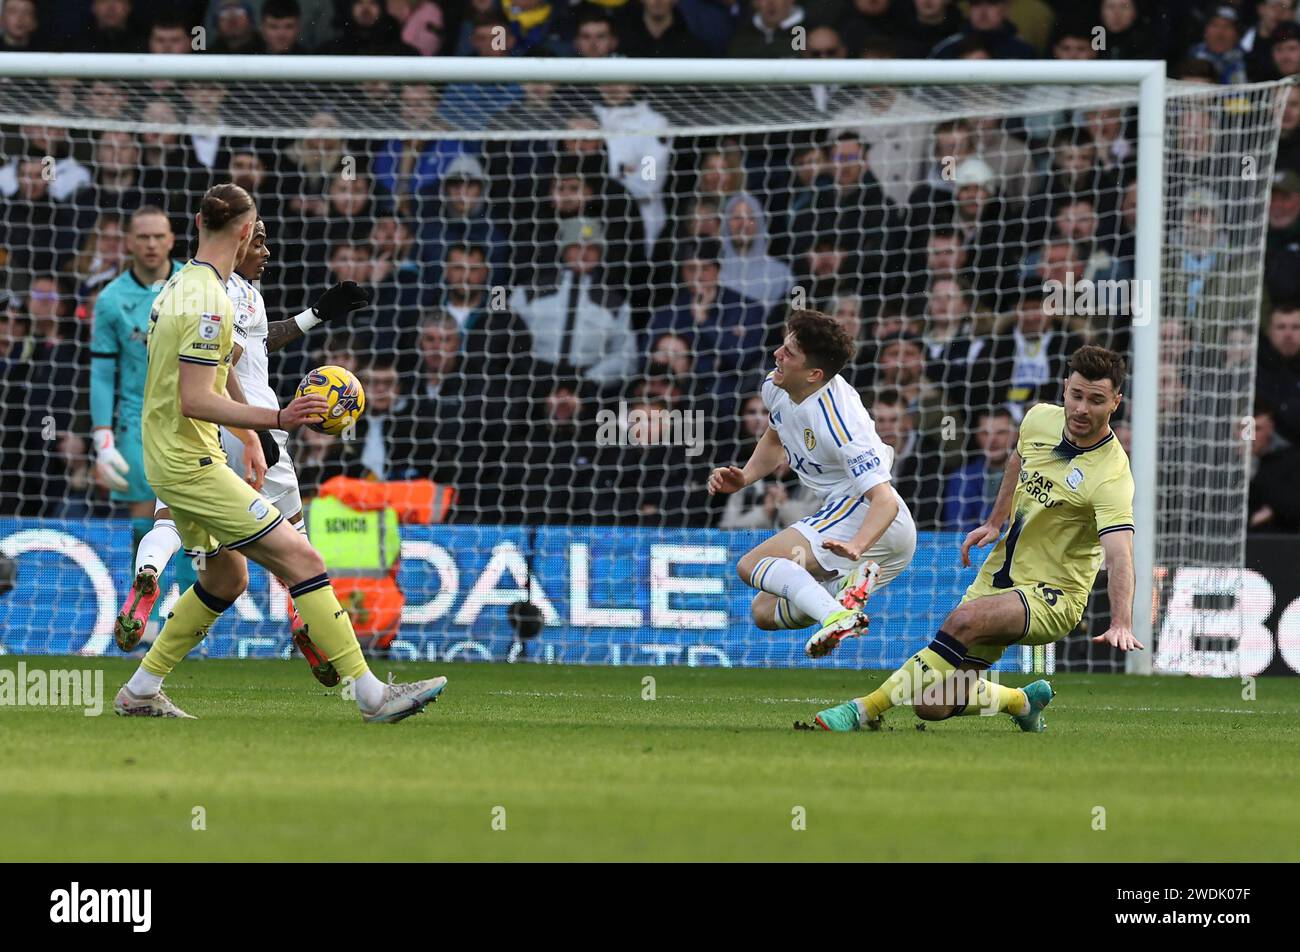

{"left": 961, "top": 450, "right": 1022, "bottom": 567}
{"left": 178, "top": 360, "right": 327, "bottom": 432}
{"left": 708, "top": 425, "right": 784, "bottom": 495}
{"left": 266, "top": 281, "right": 374, "bottom": 353}
{"left": 1093, "top": 529, "right": 1142, "bottom": 651}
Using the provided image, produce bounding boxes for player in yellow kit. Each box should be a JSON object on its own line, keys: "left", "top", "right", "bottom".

{"left": 113, "top": 183, "right": 448, "bottom": 722}
{"left": 804, "top": 345, "right": 1142, "bottom": 733}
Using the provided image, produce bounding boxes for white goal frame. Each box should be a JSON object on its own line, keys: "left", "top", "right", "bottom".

{"left": 0, "top": 53, "right": 1168, "bottom": 672}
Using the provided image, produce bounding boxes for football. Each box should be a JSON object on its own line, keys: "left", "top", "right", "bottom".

{"left": 296, "top": 365, "right": 365, "bottom": 436}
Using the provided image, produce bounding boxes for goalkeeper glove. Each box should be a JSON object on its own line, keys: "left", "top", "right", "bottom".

{"left": 258, "top": 430, "right": 281, "bottom": 469}
{"left": 293, "top": 281, "right": 372, "bottom": 333}
{"left": 92, "top": 428, "right": 130, "bottom": 492}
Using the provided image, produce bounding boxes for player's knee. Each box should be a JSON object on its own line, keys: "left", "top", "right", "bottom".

{"left": 942, "top": 604, "right": 980, "bottom": 645}
{"left": 750, "top": 594, "right": 779, "bottom": 630}
{"left": 202, "top": 562, "right": 247, "bottom": 602}
{"left": 914, "top": 702, "right": 953, "bottom": 721}
{"left": 737, "top": 553, "right": 761, "bottom": 586}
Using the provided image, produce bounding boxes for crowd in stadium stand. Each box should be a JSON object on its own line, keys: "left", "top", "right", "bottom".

{"left": 1, "top": 0, "right": 1299, "bottom": 533}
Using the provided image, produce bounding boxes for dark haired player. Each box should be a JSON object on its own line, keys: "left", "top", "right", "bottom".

{"left": 807, "top": 345, "right": 1140, "bottom": 733}
{"left": 709, "top": 310, "right": 918, "bottom": 658}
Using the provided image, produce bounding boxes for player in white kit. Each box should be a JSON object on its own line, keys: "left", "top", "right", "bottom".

{"left": 709, "top": 310, "right": 917, "bottom": 658}
{"left": 114, "top": 219, "right": 371, "bottom": 683}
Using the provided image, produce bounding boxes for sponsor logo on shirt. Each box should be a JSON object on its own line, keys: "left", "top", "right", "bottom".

{"left": 248, "top": 498, "right": 269, "bottom": 520}
{"left": 199, "top": 312, "right": 222, "bottom": 340}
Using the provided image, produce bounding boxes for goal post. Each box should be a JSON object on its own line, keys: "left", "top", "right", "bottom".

{"left": 0, "top": 54, "right": 1287, "bottom": 675}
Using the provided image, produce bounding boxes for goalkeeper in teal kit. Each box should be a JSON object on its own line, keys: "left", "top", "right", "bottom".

{"left": 90, "top": 207, "right": 190, "bottom": 641}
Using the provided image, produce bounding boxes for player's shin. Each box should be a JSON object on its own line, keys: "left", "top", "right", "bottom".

{"left": 287, "top": 573, "right": 369, "bottom": 681}
{"left": 951, "top": 677, "right": 1029, "bottom": 717}
{"left": 132, "top": 580, "right": 232, "bottom": 691}
{"left": 857, "top": 631, "right": 966, "bottom": 721}
{"left": 748, "top": 557, "right": 841, "bottom": 624}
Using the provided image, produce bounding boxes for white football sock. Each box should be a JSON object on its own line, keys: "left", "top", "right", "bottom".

{"left": 749, "top": 557, "right": 841, "bottom": 624}
{"left": 125, "top": 666, "right": 164, "bottom": 697}
{"left": 353, "top": 670, "right": 386, "bottom": 710}
{"left": 136, "top": 520, "right": 182, "bottom": 576}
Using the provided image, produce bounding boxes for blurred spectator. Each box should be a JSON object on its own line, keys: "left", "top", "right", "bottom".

{"left": 212, "top": 0, "right": 265, "bottom": 53}
{"left": 259, "top": 0, "right": 312, "bottom": 54}
{"left": 63, "top": 0, "right": 147, "bottom": 53}
{"left": 647, "top": 238, "right": 768, "bottom": 412}
{"left": 930, "top": 0, "right": 1036, "bottom": 59}
{"left": 441, "top": 11, "right": 524, "bottom": 126}
{"left": 874, "top": 332, "right": 945, "bottom": 436}
{"left": 1269, "top": 20, "right": 1300, "bottom": 78}
{"left": 1, "top": 121, "right": 93, "bottom": 203}
{"left": 834, "top": 0, "right": 903, "bottom": 58}
{"left": 936, "top": 155, "right": 1024, "bottom": 308}
{"left": 0, "top": 156, "right": 79, "bottom": 277}
{"left": 434, "top": 242, "right": 533, "bottom": 391}
{"left": 1249, "top": 404, "right": 1300, "bottom": 531}
{"left": 148, "top": 13, "right": 192, "bottom": 53}
{"left": 817, "top": 132, "right": 894, "bottom": 288}
{"left": 922, "top": 276, "right": 993, "bottom": 413}
{"left": 800, "top": 25, "right": 850, "bottom": 115}
{"left": 728, "top": 0, "right": 806, "bottom": 58}
{"left": 70, "top": 213, "right": 128, "bottom": 294}
{"left": 417, "top": 154, "right": 509, "bottom": 289}
{"left": 181, "top": 82, "right": 233, "bottom": 174}
{"left": 872, "top": 387, "right": 943, "bottom": 529}
{"left": 1, "top": 0, "right": 43, "bottom": 52}
{"left": 1096, "top": 0, "right": 1161, "bottom": 61}
{"left": 986, "top": 286, "right": 1086, "bottom": 421}
{"left": 316, "top": 0, "right": 419, "bottom": 54}
{"left": 618, "top": 0, "right": 709, "bottom": 57}
{"left": 942, "top": 407, "right": 1017, "bottom": 531}
{"left": 1265, "top": 170, "right": 1300, "bottom": 304}
{"left": 1256, "top": 302, "right": 1300, "bottom": 443}
{"left": 771, "top": 138, "right": 831, "bottom": 261}
{"left": 719, "top": 193, "right": 794, "bottom": 309}
{"left": 385, "top": 0, "right": 444, "bottom": 55}
{"left": 593, "top": 82, "right": 673, "bottom": 250}
{"left": 227, "top": 140, "right": 283, "bottom": 226}
{"left": 371, "top": 84, "right": 476, "bottom": 216}
{"left": 896, "top": 0, "right": 963, "bottom": 58}
{"left": 1189, "top": 5, "right": 1249, "bottom": 84}
{"left": 516, "top": 377, "right": 598, "bottom": 523}
{"left": 138, "top": 99, "right": 212, "bottom": 224}
{"left": 1276, "top": 86, "right": 1300, "bottom": 174}
{"left": 279, "top": 111, "right": 347, "bottom": 223}
{"left": 509, "top": 217, "right": 638, "bottom": 390}
{"left": 1245, "top": 2, "right": 1299, "bottom": 80}
{"left": 1026, "top": 128, "right": 1121, "bottom": 246}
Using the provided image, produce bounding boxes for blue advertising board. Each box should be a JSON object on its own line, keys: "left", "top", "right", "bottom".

{"left": 0, "top": 517, "right": 1034, "bottom": 670}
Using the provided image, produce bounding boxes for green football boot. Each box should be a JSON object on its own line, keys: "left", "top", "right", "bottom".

{"left": 1012, "top": 679, "right": 1055, "bottom": 733}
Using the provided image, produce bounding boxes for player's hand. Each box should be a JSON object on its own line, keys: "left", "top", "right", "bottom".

{"left": 92, "top": 428, "right": 130, "bottom": 492}
{"left": 822, "top": 539, "right": 862, "bottom": 561}
{"left": 242, "top": 437, "right": 267, "bottom": 492}
{"left": 311, "top": 281, "right": 372, "bottom": 323}
{"left": 960, "top": 522, "right": 1002, "bottom": 567}
{"left": 1092, "top": 625, "right": 1144, "bottom": 651}
{"left": 278, "top": 394, "right": 330, "bottom": 431}
{"left": 707, "top": 466, "right": 748, "bottom": 495}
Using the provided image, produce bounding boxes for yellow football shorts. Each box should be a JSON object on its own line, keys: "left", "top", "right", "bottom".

{"left": 154, "top": 461, "right": 284, "bottom": 559}
{"left": 958, "top": 574, "right": 1088, "bottom": 667}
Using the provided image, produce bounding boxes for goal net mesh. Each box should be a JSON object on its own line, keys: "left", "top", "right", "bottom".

{"left": 0, "top": 71, "right": 1288, "bottom": 674}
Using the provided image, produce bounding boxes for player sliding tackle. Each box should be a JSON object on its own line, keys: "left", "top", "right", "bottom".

{"left": 710, "top": 310, "right": 917, "bottom": 657}
{"left": 113, "top": 217, "right": 370, "bottom": 687}
{"left": 114, "top": 183, "right": 447, "bottom": 722}
{"left": 805, "top": 345, "right": 1140, "bottom": 733}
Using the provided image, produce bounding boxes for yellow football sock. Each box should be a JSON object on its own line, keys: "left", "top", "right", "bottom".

{"left": 288, "top": 574, "right": 369, "bottom": 681}
{"left": 857, "top": 630, "right": 966, "bottom": 720}
{"left": 954, "top": 679, "right": 1029, "bottom": 717}
{"left": 141, "top": 582, "right": 229, "bottom": 676}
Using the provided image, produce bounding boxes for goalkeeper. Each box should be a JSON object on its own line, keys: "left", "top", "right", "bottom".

{"left": 804, "top": 346, "right": 1141, "bottom": 734}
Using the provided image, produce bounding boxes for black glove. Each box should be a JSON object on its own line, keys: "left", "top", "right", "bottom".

{"left": 258, "top": 430, "right": 281, "bottom": 469}
{"left": 311, "top": 281, "right": 372, "bottom": 323}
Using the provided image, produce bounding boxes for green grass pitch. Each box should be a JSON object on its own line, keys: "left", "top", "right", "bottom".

{"left": 2, "top": 657, "right": 1298, "bottom": 862}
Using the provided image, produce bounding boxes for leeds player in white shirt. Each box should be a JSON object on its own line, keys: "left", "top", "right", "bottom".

{"left": 709, "top": 310, "right": 917, "bottom": 657}
{"left": 113, "top": 219, "right": 371, "bottom": 684}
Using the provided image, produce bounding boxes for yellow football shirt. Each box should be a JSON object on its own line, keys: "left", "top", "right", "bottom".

{"left": 142, "top": 260, "right": 235, "bottom": 486}
{"left": 977, "top": 402, "right": 1135, "bottom": 600}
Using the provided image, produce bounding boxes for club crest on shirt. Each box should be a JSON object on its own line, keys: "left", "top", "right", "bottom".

{"left": 803, "top": 428, "right": 816, "bottom": 450}
{"left": 1066, "top": 466, "right": 1085, "bottom": 490}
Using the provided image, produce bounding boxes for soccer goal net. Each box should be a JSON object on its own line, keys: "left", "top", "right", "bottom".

{"left": 0, "top": 56, "right": 1289, "bottom": 675}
